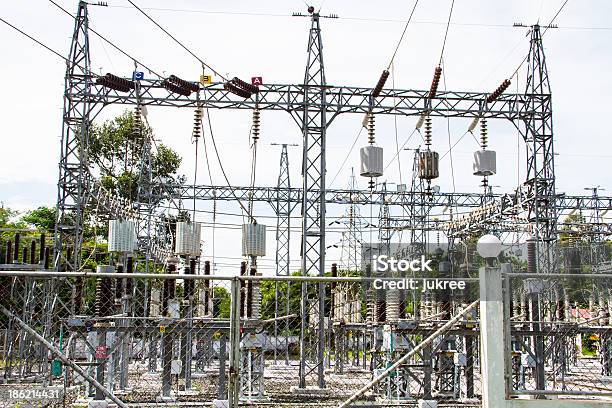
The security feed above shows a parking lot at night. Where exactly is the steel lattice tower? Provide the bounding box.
[298,8,327,389]
[522,24,557,274]
[339,169,364,273]
[273,144,292,364]
[54,1,92,270]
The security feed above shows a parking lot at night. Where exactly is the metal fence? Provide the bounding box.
[0,269,610,407]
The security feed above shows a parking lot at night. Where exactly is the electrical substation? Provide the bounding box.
[0,1,611,407]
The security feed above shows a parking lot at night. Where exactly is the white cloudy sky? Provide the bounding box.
[1,0,611,275]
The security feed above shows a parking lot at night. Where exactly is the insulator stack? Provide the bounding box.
[184,258,195,300]
[429,66,442,98]
[192,107,203,138]
[168,75,199,93]
[224,77,259,98]
[232,77,259,94]
[252,108,261,142]
[367,113,375,145]
[125,257,133,296]
[386,289,400,322]
[96,73,135,93]
[424,116,433,149]
[95,265,114,317]
[133,105,143,140]
[486,79,511,103]
[418,117,440,190]
[480,118,488,150]
[371,69,390,98]
[224,81,252,98]
[162,79,191,97]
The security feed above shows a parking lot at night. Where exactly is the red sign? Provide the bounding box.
[251,77,263,86]
[95,345,108,359]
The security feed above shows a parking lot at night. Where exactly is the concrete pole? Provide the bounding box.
[479,263,508,408]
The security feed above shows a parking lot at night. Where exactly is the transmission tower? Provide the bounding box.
[54,1,92,270]
[298,7,328,389]
[273,143,292,365]
[339,169,364,273]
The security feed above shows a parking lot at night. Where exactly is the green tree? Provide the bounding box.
[213,286,231,318]
[88,110,184,200]
[21,206,56,231]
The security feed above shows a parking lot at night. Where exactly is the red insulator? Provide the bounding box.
[168,74,199,93]
[162,79,191,96]
[429,66,442,98]
[224,81,252,98]
[231,77,259,94]
[371,70,390,98]
[486,79,511,103]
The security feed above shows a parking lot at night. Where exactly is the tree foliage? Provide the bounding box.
[88,110,183,200]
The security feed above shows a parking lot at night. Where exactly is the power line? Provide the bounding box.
[48,0,163,78]
[438,0,455,65]
[0,17,69,62]
[387,0,420,69]
[126,0,228,81]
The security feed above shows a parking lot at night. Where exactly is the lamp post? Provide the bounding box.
[477,234,502,266]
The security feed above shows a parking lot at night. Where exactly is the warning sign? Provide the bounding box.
[95,345,108,359]
[200,74,212,85]
[251,77,263,86]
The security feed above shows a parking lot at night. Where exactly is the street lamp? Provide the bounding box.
[477,234,502,266]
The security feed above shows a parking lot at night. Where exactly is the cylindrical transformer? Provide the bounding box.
[359,146,383,178]
[418,150,439,180]
[175,221,202,256]
[473,150,497,176]
[242,223,266,257]
[108,219,137,253]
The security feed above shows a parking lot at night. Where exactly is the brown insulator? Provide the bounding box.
[163,79,191,96]
[168,74,199,93]
[527,240,537,274]
[5,241,12,264]
[231,77,259,94]
[43,247,50,269]
[428,66,443,99]
[224,81,252,99]
[371,69,390,98]
[115,264,124,300]
[96,73,135,93]
[29,240,36,264]
[486,78,511,103]
[203,260,210,315]
[95,273,113,318]
[22,247,28,265]
[240,261,247,317]
[39,234,45,264]
[13,233,20,263]
[184,258,195,300]
[125,257,133,296]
